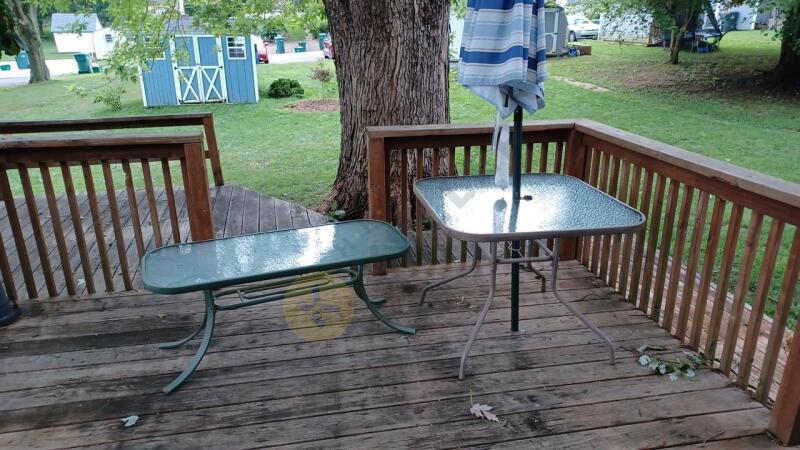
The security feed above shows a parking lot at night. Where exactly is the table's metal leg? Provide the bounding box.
[159,311,207,349]
[352,266,415,335]
[551,239,616,365]
[525,240,547,293]
[162,290,217,394]
[419,243,480,306]
[459,242,498,379]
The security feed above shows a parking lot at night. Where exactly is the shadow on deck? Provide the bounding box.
[0,261,777,448]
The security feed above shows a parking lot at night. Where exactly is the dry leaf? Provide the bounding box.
[120,415,139,427]
[470,403,499,422]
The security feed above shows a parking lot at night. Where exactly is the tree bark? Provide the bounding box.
[321,0,451,219]
[775,5,800,86]
[6,0,49,83]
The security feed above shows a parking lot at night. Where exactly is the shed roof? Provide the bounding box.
[51,13,102,33]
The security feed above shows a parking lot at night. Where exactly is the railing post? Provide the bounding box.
[770,321,800,445]
[367,134,388,275]
[202,114,225,187]
[183,141,215,241]
[561,128,587,260]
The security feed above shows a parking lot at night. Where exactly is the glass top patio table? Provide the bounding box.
[142,220,409,295]
[413,173,646,242]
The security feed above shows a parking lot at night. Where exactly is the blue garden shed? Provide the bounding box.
[139,18,259,107]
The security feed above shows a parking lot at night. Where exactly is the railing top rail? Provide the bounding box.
[575,119,800,212]
[0,113,213,134]
[0,132,204,150]
[365,119,576,139]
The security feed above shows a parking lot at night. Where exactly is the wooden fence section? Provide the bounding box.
[0,132,213,303]
[366,119,800,444]
[0,113,224,187]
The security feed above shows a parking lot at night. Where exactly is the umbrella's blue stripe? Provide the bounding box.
[460,46,529,64]
[467,0,533,9]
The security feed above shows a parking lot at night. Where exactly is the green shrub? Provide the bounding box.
[267,78,304,98]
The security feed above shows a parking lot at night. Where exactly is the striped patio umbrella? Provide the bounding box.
[457,0,547,190]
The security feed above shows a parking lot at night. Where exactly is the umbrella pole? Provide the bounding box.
[511,106,523,332]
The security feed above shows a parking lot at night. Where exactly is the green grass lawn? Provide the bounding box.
[1,30,798,324]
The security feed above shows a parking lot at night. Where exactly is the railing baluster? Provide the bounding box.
[609,160,631,289]
[599,156,621,281]
[122,160,146,259]
[81,161,114,293]
[651,179,680,321]
[141,159,163,248]
[415,148,424,266]
[101,161,132,290]
[401,150,409,266]
[629,170,655,307]
[618,164,642,298]
[39,163,76,296]
[639,174,667,314]
[591,152,611,274]
[689,197,726,348]
[662,186,695,331]
[431,148,440,265]
[705,204,744,360]
[720,211,764,375]
[758,230,800,402]
[676,192,710,339]
[582,149,602,267]
[161,158,182,244]
[460,147,471,262]
[539,142,548,173]
[61,163,95,294]
[737,219,785,387]
[0,166,36,298]
[479,145,487,175]
[17,164,57,297]
[525,142,533,173]
[553,141,564,173]
[445,147,455,263]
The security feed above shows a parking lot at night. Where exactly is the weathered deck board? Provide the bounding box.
[0,184,327,300]
[0,262,770,448]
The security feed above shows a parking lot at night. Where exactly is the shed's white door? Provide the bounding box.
[173,36,227,104]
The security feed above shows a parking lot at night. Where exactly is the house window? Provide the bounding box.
[104,33,113,43]
[227,36,246,59]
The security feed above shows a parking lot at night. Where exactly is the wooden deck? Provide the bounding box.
[0,184,327,300]
[0,261,777,448]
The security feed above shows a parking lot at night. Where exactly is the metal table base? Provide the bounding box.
[421,239,616,380]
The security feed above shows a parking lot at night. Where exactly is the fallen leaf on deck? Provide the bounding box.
[470,403,499,422]
[121,415,139,427]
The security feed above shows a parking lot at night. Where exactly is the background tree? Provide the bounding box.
[771,0,800,84]
[5,0,50,82]
[0,0,21,57]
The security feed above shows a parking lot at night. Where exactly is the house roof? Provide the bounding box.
[167,16,208,35]
[51,13,102,33]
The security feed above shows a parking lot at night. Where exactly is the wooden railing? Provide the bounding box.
[0,132,213,302]
[0,112,224,186]
[366,119,800,444]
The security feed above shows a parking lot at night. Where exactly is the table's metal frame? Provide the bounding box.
[160,265,414,394]
[424,238,616,379]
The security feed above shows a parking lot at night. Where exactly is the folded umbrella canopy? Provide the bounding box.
[457,0,547,189]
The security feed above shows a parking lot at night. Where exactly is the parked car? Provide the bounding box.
[323,35,335,59]
[567,15,600,41]
[253,35,269,63]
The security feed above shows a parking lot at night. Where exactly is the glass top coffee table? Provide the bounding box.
[414,173,646,379]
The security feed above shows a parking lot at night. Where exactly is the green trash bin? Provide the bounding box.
[74,53,92,74]
[294,41,306,53]
[15,51,29,70]
[318,33,327,52]
[275,35,285,54]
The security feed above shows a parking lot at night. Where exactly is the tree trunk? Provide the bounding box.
[321,0,451,219]
[775,5,800,85]
[669,25,685,64]
[6,0,49,83]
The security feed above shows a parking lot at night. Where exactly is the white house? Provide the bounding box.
[51,13,118,59]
